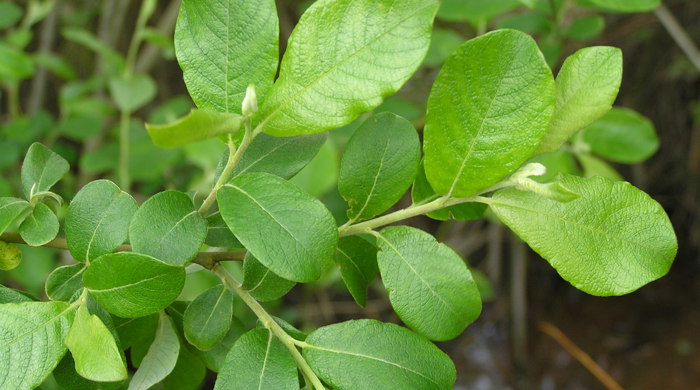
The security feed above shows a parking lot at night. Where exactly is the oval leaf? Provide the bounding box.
[145,109,245,149]
[231,133,327,179]
[376,226,482,341]
[303,319,456,390]
[128,313,180,390]
[581,107,658,164]
[489,174,677,295]
[339,112,421,221]
[19,202,59,246]
[0,197,30,235]
[129,190,207,266]
[242,254,296,302]
[424,29,555,197]
[46,263,86,301]
[65,305,127,382]
[175,0,279,113]
[334,236,378,307]
[0,301,74,389]
[184,285,234,351]
[537,46,623,154]
[257,0,439,136]
[66,180,137,263]
[217,173,337,282]
[21,142,69,199]
[83,252,186,318]
[214,329,298,390]
[108,73,156,112]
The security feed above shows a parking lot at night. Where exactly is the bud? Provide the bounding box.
[242,85,258,117]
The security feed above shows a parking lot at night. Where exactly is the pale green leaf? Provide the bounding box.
[65,305,127,382]
[303,319,456,390]
[129,190,207,266]
[339,112,420,221]
[83,252,186,318]
[217,173,338,282]
[128,313,180,390]
[581,107,658,163]
[257,0,439,136]
[0,241,21,270]
[376,226,482,341]
[242,254,296,301]
[0,284,34,304]
[184,285,234,351]
[586,0,659,12]
[145,109,245,149]
[108,73,156,112]
[66,180,137,263]
[537,46,622,154]
[214,329,298,390]
[0,197,30,235]
[0,301,74,390]
[576,152,623,181]
[45,263,86,301]
[231,133,327,179]
[288,139,338,198]
[424,29,555,197]
[21,142,69,199]
[334,236,378,307]
[19,203,59,246]
[438,0,520,22]
[489,174,677,295]
[175,0,279,113]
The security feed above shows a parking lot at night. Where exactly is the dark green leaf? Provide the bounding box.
[334,236,378,307]
[0,2,22,29]
[21,142,70,199]
[129,190,207,266]
[160,347,206,390]
[19,203,59,246]
[242,254,296,301]
[128,313,180,390]
[62,28,125,74]
[53,354,125,390]
[581,107,658,163]
[218,173,337,282]
[83,252,186,318]
[184,285,234,351]
[145,109,245,148]
[0,43,34,81]
[190,315,247,372]
[66,180,137,263]
[46,263,86,301]
[232,133,327,180]
[564,16,604,40]
[214,329,298,390]
[411,161,486,221]
[205,212,244,248]
[303,319,456,390]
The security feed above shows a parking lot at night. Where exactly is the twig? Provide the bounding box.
[539,321,625,390]
[654,4,700,73]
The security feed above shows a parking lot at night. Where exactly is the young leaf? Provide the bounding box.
[424,29,555,197]
[489,175,677,295]
[0,197,30,235]
[376,226,482,341]
[537,46,623,154]
[21,142,70,199]
[217,173,338,282]
[303,319,456,390]
[129,190,207,266]
[581,107,658,164]
[83,252,186,318]
[128,313,180,390]
[339,113,421,221]
[184,285,234,351]
[242,254,296,302]
[108,73,156,112]
[257,0,439,136]
[334,236,378,307]
[175,0,279,113]
[0,301,74,389]
[65,305,127,382]
[145,109,245,148]
[0,241,21,270]
[231,133,327,180]
[46,263,86,301]
[65,180,137,263]
[214,329,298,390]
[19,202,59,246]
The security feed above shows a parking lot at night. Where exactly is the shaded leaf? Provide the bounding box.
[184,285,234,351]
[242,254,296,302]
[334,236,378,307]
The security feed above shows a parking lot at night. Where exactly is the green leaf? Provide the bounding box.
[288,139,338,198]
[129,190,207,266]
[0,43,34,81]
[257,316,307,341]
[581,107,659,163]
[257,0,439,136]
[0,241,22,270]
[376,226,482,341]
[0,1,22,29]
[424,29,555,197]
[339,113,420,221]
[438,0,520,22]
[53,354,125,390]
[242,254,296,301]
[21,142,70,199]
[489,174,677,295]
[586,0,659,12]
[527,150,580,183]
[334,236,378,307]
[66,180,137,263]
[190,316,247,372]
[218,173,338,282]
[232,133,327,180]
[184,285,234,351]
[576,152,623,181]
[108,73,157,112]
[62,28,126,73]
[0,301,74,389]
[46,263,86,301]
[214,329,298,390]
[537,46,623,154]
[564,16,605,40]
[0,284,34,303]
[33,52,77,80]
[303,319,456,390]
[83,252,186,318]
[160,347,206,390]
[205,212,243,249]
[175,0,279,113]
[128,313,180,390]
[65,305,127,382]
[145,109,245,149]
[424,29,465,67]
[19,203,59,246]
[411,161,486,221]
[0,197,30,235]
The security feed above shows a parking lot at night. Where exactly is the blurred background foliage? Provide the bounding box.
[0,0,698,388]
